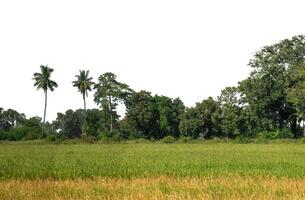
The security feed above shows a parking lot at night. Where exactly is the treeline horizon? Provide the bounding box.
[2,35,305,141]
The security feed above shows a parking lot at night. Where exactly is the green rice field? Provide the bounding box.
[1,141,305,199]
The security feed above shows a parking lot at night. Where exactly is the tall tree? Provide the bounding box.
[155,96,185,138]
[0,108,25,131]
[53,109,84,138]
[125,91,159,139]
[72,70,94,111]
[239,35,305,137]
[85,109,110,137]
[287,63,305,136]
[218,87,240,138]
[94,72,133,133]
[179,97,222,139]
[124,92,185,139]
[33,65,58,123]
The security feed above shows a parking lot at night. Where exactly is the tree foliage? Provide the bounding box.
[33,65,58,123]
[73,70,94,111]
[239,35,305,137]
[179,97,222,139]
[4,35,305,141]
[94,72,133,133]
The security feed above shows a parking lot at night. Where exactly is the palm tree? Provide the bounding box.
[72,70,94,111]
[33,65,58,124]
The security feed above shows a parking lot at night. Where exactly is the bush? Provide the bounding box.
[46,132,66,142]
[23,131,41,140]
[300,137,305,143]
[0,128,28,141]
[179,136,192,143]
[135,138,151,143]
[161,136,176,143]
[98,131,122,142]
[257,129,293,140]
[24,128,43,140]
[234,136,252,144]
[98,131,112,140]
[46,134,57,142]
[279,128,293,138]
[7,127,27,141]
[81,134,96,144]
[111,133,122,142]
[0,130,8,140]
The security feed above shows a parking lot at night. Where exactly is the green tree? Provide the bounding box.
[124,92,185,139]
[287,63,305,136]
[85,109,113,138]
[94,72,133,133]
[179,97,222,139]
[33,65,58,123]
[155,96,185,138]
[179,107,202,138]
[0,108,25,131]
[218,87,240,138]
[72,70,94,111]
[124,90,159,139]
[0,108,3,130]
[21,117,43,140]
[196,97,222,138]
[239,35,305,137]
[53,109,84,138]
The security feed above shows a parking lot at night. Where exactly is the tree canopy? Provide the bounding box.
[2,35,305,141]
[33,65,58,124]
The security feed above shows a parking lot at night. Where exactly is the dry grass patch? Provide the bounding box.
[1,176,305,200]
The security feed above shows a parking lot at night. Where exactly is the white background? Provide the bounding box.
[1,0,305,121]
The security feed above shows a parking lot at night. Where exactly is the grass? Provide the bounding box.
[2,176,305,199]
[1,142,305,179]
[1,141,305,199]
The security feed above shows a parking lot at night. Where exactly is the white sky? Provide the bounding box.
[1,0,305,122]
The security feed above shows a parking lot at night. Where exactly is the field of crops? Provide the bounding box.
[1,141,305,199]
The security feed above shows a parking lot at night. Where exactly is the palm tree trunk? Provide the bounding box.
[43,90,47,124]
[83,93,86,111]
[110,112,113,133]
[82,93,87,136]
[109,95,113,133]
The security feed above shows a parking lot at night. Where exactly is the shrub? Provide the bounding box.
[23,131,41,140]
[98,131,122,142]
[234,136,252,144]
[135,138,151,143]
[111,133,122,142]
[278,128,293,138]
[46,134,57,142]
[0,117,43,141]
[258,129,293,140]
[81,134,96,144]
[161,136,176,143]
[179,136,192,143]
[7,127,27,141]
[98,131,112,140]
[46,132,66,142]
[0,130,8,140]
[300,137,305,143]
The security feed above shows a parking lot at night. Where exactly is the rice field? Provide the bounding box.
[1,141,305,199]
[2,176,305,200]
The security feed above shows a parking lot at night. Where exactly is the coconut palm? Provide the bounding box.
[33,65,58,124]
[72,70,94,111]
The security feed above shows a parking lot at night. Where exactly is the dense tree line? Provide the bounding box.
[0,108,43,140]
[2,35,305,141]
